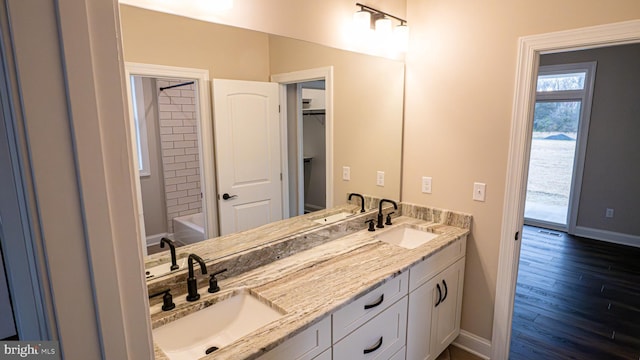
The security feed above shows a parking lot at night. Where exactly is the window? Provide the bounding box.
[130,76,151,177]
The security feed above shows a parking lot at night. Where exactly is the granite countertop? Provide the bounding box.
[150,215,470,360]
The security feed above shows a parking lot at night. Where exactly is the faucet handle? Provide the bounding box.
[208,269,228,293]
[385,212,395,226]
[365,219,376,232]
[149,289,176,311]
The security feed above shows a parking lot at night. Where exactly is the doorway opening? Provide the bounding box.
[524,62,596,232]
[272,67,334,218]
[300,80,327,214]
[125,63,217,256]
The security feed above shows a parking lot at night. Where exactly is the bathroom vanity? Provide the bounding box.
[147,202,471,360]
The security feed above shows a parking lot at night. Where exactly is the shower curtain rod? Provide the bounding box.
[159,81,195,92]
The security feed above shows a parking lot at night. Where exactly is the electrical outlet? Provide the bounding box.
[376,171,385,186]
[473,182,486,202]
[422,176,432,194]
[342,166,351,181]
[605,208,614,218]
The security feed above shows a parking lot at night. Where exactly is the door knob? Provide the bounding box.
[222,193,237,200]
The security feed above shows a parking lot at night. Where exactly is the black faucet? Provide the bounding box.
[348,193,366,213]
[160,237,179,270]
[186,254,208,302]
[377,199,398,228]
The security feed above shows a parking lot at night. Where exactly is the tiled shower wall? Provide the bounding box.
[156,79,201,232]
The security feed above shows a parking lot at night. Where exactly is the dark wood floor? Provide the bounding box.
[510,226,640,360]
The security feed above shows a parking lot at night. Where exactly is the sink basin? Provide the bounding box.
[153,292,285,359]
[145,258,188,280]
[376,226,439,249]
[312,212,353,225]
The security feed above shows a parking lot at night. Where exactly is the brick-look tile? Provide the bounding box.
[164,163,186,171]
[161,134,184,142]
[175,155,196,163]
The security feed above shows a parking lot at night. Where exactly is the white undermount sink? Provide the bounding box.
[376,225,439,249]
[312,211,353,225]
[153,291,285,360]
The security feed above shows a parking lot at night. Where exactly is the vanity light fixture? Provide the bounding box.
[354,3,408,51]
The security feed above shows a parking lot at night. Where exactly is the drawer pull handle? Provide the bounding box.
[364,294,384,310]
[363,336,383,354]
[435,283,442,307]
[441,279,448,302]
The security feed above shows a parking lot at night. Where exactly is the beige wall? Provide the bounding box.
[541,44,640,237]
[120,5,270,81]
[269,35,405,205]
[120,0,406,58]
[402,0,640,340]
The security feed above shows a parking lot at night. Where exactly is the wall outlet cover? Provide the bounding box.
[422,176,432,194]
[342,166,350,181]
[376,171,384,187]
[605,208,614,218]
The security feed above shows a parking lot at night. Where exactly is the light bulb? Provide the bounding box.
[394,24,409,52]
[353,10,371,31]
[375,17,392,37]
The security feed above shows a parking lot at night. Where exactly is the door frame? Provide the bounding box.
[271,66,334,215]
[124,62,218,254]
[492,19,640,358]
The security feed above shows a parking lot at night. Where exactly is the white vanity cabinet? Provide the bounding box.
[406,237,466,360]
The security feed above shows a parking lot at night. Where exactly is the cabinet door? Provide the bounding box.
[407,258,465,360]
[406,276,439,360]
[430,258,465,357]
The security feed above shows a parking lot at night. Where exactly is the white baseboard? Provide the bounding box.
[453,330,491,359]
[146,232,171,247]
[574,226,640,248]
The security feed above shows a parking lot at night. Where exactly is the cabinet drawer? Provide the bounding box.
[333,271,408,341]
[259,316,331,360]
[333,297,407,360]
[409,236,466,291]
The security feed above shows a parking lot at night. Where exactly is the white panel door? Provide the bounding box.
[213,79,282,235]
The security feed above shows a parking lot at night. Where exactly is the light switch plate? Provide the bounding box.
[376,171,384,186]
[473,182,486,202]
[342,166,350,181]
[422,176,432,194]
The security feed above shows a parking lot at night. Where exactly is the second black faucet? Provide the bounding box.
[377,199,398,228]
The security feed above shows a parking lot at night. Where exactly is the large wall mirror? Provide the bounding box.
[119,4,405,269]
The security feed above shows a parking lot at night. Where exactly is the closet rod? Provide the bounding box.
[159,81,195,92]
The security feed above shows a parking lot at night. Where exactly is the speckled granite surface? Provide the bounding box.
[150,207,470,360]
